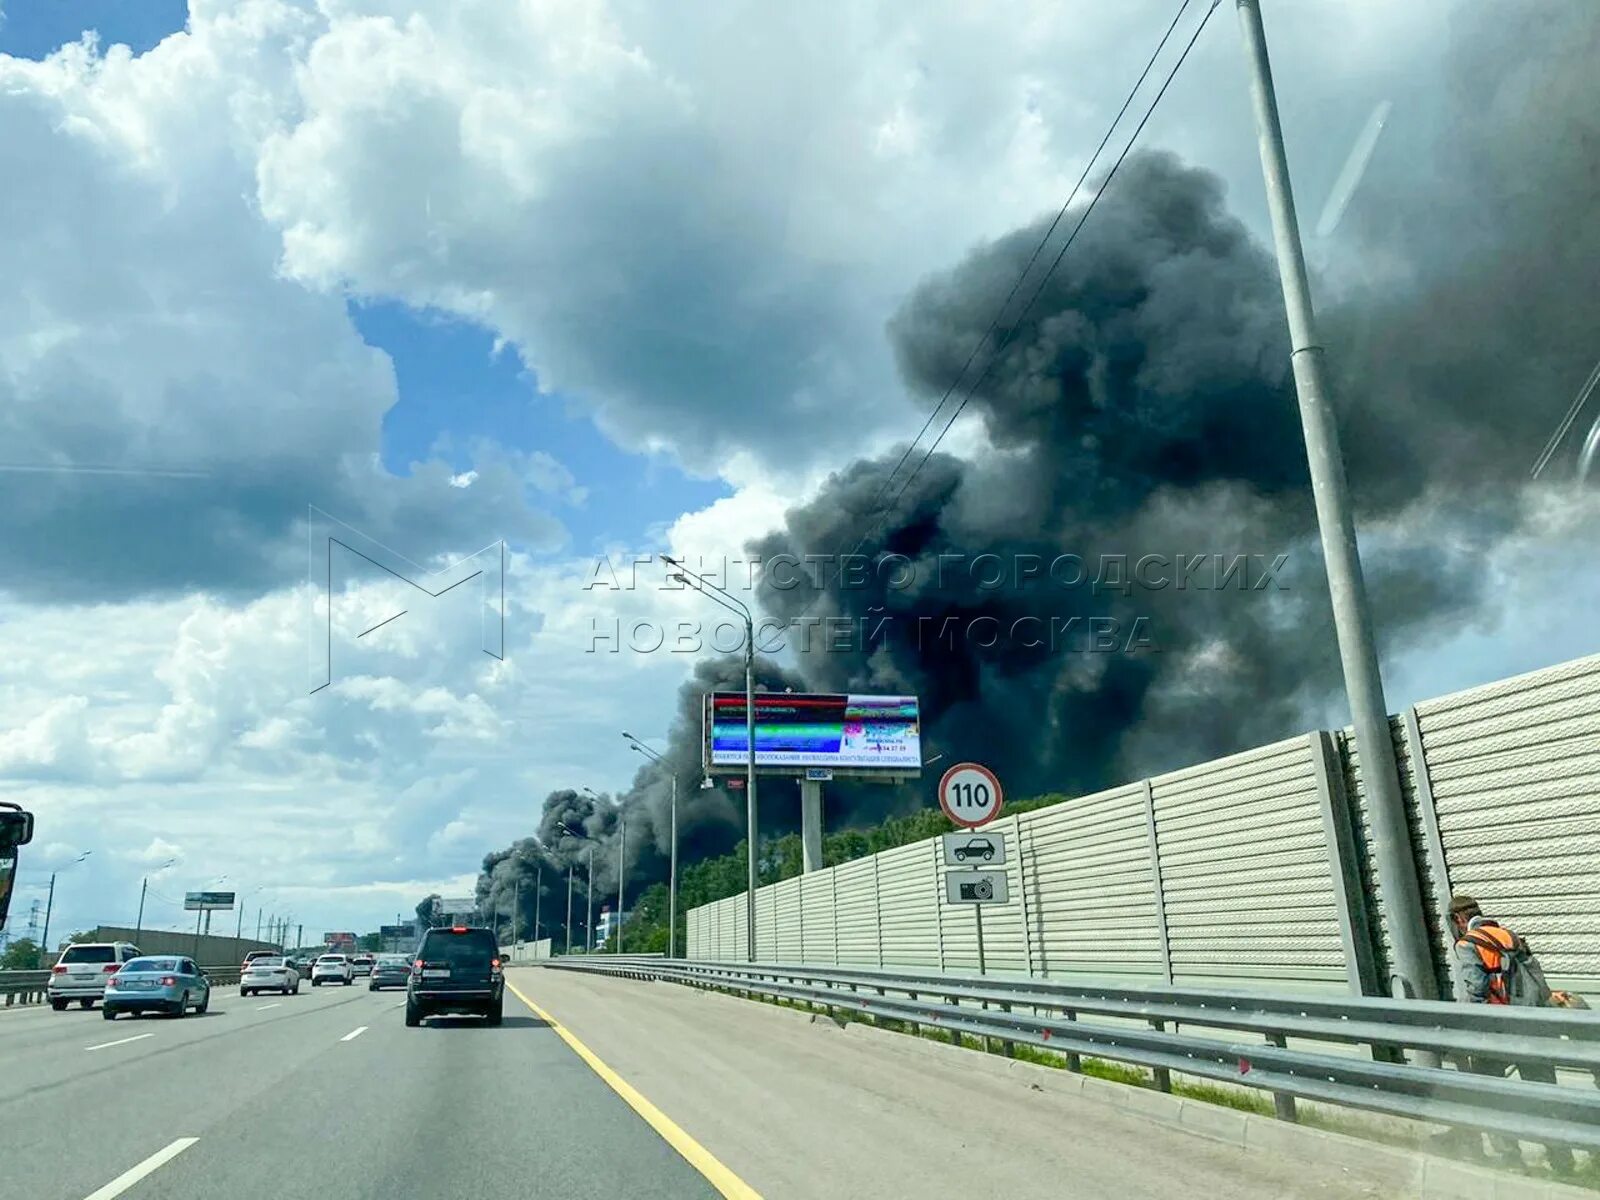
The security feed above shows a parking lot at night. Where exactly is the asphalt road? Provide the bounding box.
[0,975,717,1200]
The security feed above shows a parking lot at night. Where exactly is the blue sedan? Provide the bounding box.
[102,956,211,1020]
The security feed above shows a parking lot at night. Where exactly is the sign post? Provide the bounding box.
[938,764,1006,977]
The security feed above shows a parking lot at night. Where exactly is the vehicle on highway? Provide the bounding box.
[405,925,504,1027]
[369,954,411,991]
[240,955,301,996]
[102,956,210,1020]
[351,953,375,977]
[48,942,142,1010]
[241,949,281,974]
[311,954,354,986]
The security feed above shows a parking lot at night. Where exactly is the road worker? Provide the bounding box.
[1448,894,1575,1175]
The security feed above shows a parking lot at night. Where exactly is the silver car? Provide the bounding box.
[48,942,142,1010]
[102,956,211,1020]
[240,955,301,997]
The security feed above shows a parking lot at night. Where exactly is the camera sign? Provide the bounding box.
[938,762,1004,829]
[944,869,1009,906]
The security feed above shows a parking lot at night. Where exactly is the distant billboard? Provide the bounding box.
[437,897,478,922]
[184,891,235,911]
[379,924,414,940]
[323,931,356,947]
[704,693,921,774]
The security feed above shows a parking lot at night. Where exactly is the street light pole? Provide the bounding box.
[565,864,574,955]
[40,873,55,954]
[617,811,626,955]
[1235,0,1434,999]
[663,555,758,962]
[534,862,543,948]
[624,732,680,958]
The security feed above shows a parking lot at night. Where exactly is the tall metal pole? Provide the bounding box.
[136,878,149,940]
[1235,0,1435,1000]
[669,774,678,959]
[565,864,574,955]
[40,873,55,955]
[192,906,203,961]
[586,846,595,953]
[534,863,543,948]
[255,910,262,941]
[616,813,626,954]
[744,617,758,963]
[235,901,244,939]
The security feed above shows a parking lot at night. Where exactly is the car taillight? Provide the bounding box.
[106,976,120,987]
[413,959,424,970]
[491,958,502,971]
[161,976,177,986]
[103,963,120,973]
[51,965,66,974]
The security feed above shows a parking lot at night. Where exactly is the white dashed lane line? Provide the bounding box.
[84,1033,154,1052]
[340,1025,368,1042]
[82,1137,198,1199]
[255,1003,281,1011]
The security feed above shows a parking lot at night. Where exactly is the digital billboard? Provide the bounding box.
[704,693,921,773]
[184,891,236,911]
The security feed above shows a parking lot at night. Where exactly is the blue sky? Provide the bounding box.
[349,301,728,556]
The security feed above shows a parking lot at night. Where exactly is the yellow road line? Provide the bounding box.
[505,978,762,1200]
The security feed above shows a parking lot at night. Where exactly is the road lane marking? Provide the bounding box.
[84,1033,154,1052]
[505,979,761,1200]
[340,1025,368,1042]
[255,1003,281,1011]
[83,1137,198,1199]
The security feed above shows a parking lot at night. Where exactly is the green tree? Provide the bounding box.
[1,937,41,970]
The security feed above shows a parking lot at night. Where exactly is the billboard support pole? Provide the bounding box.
[800,779,824,874]
[192,907,203,961]
[744,618,757,962]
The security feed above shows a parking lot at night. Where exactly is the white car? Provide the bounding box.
[48,942,143,1010]
[311,954,354,986]
[240,955,300,997]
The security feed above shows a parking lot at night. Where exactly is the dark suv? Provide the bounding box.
[405,926,504,1027]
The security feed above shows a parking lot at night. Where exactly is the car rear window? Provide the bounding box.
[420,930,497,965]
[317,956,344,964]
[60,945,117,963]
[123,958,179,973]
[250,957,284,967]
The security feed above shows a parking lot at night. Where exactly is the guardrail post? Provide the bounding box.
[1064,1011,1082,1072]
[1265,1033,1298,1122]
[999,1001,1015,1058]
[1149,1020,1172,1092]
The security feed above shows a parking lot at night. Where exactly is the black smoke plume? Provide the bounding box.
[480,6,1599,921]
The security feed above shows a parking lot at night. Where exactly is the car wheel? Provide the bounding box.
[292,982,300,994]
[80,998,94,1009]
[50,998,67,1011]
[485,999,504,1027]
[173,992,189,1018]
[312,979,320,986]
[197,991,209,1014]
[102,1007,117,1021]
[404,1001,421,1028]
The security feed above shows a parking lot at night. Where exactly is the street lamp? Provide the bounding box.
[134,857,177,940]
[559,821,595,953]
[623,732,679,958]
[40,851,91,955]
[663,553,757,963]
[578,789,627,954]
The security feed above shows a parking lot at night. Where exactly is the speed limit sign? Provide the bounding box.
[938,762,1004,829]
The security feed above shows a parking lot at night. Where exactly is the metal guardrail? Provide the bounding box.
[547,956,1600,1152]
[1,965,245,1007]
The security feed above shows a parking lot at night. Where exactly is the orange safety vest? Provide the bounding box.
[1461,923,1517,1005]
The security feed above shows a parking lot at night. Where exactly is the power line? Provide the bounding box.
[845,0,1201,540]
[1530,355,1600,480]
[844,0,1222,562]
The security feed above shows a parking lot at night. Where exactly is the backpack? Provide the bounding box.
[1465,927,1554,1007]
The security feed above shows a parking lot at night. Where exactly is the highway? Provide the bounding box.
[0,973,715,1200]
[1,964,1457,1200]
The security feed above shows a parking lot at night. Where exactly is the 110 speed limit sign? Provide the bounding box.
[938,762,1004,829]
